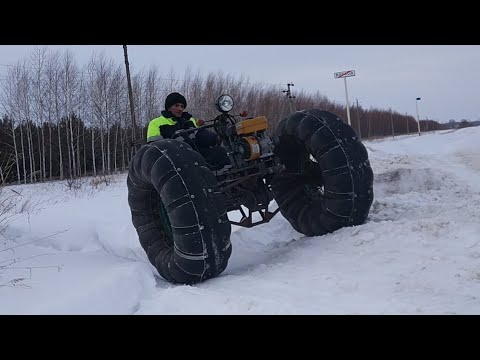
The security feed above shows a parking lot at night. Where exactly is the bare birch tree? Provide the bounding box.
[75,71,88,178]
[85,59,98,177]
[15,62,34,183]
[186,70,204,116]
[86,52,114,176]
[59,50,80,179]
[143,66,162,125]
[0,67,22,184]
[109,65,127,173]
[30,46,49,182]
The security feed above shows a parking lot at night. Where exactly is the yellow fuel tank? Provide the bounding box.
[235,116,268,135]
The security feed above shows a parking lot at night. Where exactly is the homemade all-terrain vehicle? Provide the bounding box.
[127,95,374,285]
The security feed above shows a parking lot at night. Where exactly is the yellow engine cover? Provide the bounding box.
[236,116,268,135]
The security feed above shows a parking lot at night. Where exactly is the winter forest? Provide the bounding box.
[0,46,454,186]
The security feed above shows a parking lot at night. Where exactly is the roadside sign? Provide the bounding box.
[334,70,356,79]
[334,69,356,126]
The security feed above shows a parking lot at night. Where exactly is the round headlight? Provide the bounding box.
[216,94,234,113]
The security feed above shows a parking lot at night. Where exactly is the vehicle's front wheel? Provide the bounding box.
[127,139,232,284]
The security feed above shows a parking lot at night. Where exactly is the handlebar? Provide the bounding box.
[172,122,215,139]
[171,113,238,140]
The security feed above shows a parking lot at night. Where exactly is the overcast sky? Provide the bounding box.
[1,45,479,122]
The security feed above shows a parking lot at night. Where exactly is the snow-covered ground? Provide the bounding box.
[1,127,480,314]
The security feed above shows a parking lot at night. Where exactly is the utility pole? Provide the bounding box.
[390,108,395,139]
[367,114,371,139]
[416,97,421,136]
[356,98,362,140]
[123,45,137,142]
[405,112,409,134]
[282,83,296,113]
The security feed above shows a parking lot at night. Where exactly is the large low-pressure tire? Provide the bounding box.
[127,139,232,285]
[272,109,374,237]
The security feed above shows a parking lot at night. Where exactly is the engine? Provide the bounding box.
[214,115,283,215]
[231,116,275,165]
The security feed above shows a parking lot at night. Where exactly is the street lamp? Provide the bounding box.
[415,97,421,136]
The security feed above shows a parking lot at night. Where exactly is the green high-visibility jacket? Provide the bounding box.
[146,115,198,143]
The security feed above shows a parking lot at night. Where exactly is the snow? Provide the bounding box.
[1,127,480,314]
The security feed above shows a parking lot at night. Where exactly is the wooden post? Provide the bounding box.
[123,45,137,142]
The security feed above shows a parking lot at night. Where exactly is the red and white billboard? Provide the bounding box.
[334,70,356,79]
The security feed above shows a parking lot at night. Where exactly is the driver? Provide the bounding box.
[146,92,230,170]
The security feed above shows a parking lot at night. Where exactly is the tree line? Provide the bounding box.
[0,46,447,185]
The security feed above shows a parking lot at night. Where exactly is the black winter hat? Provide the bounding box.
[165,92,187,110]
